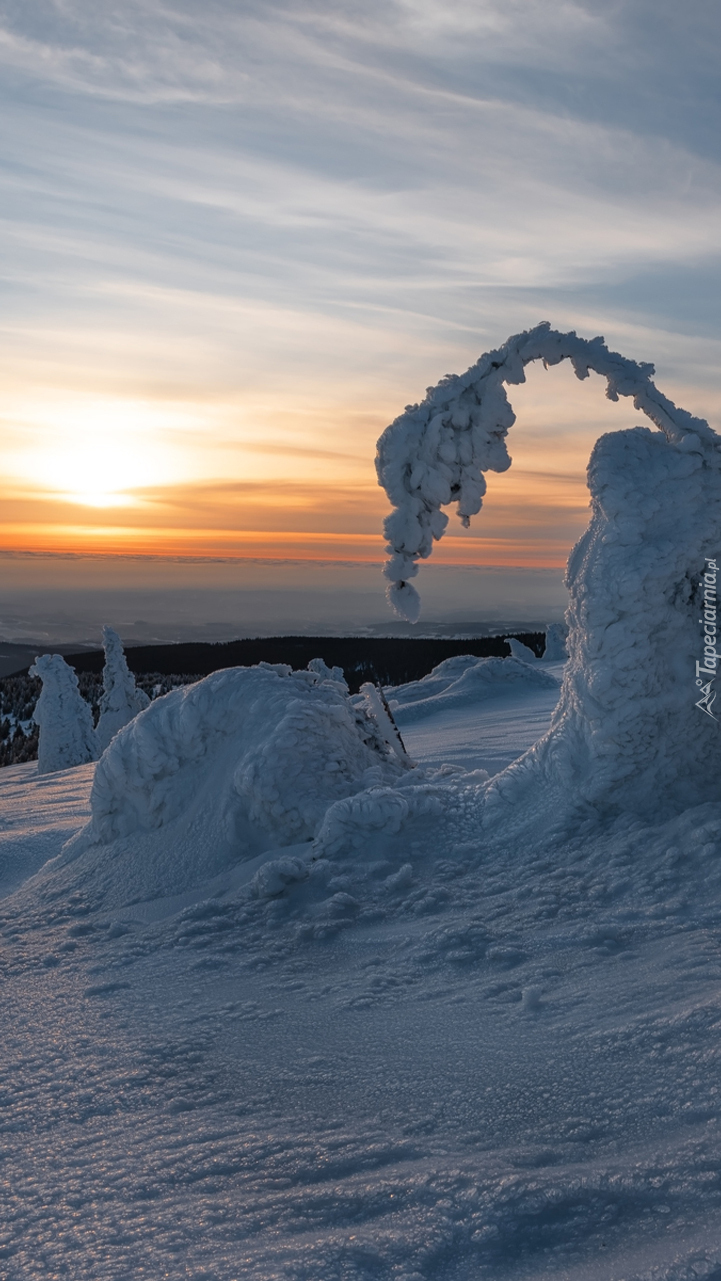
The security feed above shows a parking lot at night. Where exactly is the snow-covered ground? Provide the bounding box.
[3,657,721,1281]
[397,658,565,776]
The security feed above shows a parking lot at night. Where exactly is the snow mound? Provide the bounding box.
[55,662,409,905]
[312,782,444,858]
[96,626,150,752]
[387,654,485,704]
[30,654,98,774]
[388,656,560,725]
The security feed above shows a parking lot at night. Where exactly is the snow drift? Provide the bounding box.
[386,655,559,725]
[377,323,721,822]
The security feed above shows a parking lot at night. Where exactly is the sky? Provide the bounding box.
[1,0,720,641]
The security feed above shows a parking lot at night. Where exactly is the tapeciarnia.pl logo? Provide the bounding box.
[696,558,719,720]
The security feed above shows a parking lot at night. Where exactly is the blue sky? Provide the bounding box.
[0,0,719,639]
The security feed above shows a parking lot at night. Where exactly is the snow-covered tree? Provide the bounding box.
[507,637,537,663]
[30,654,98,774]
[376,323,721,821]
[96,626,150,753]
[543,623,568,662]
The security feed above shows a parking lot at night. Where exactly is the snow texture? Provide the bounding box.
[95,626,150,753]
[29,654,98,774]
[387,655,559,725]
[358,681,414,762]
[377,323,721,823]
[5,680,721,1279]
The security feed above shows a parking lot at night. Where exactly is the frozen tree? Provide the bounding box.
[30,654,98,774]
[543,624,568,662]
[376,321,715,622]
[376,323,721,821]
[307,657,348,688]
[96,626,150,753]
[507,638,537,663]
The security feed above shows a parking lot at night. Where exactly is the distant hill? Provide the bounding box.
[57,633,546,694]
[0,632,548,768]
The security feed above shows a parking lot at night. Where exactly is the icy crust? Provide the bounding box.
[29,654,98,774]
[376,320,714,621]
[484,426,721,825]
[387,655,560,725]
[95,626,150,753]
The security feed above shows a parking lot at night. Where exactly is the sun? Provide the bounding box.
[5,396,194,512]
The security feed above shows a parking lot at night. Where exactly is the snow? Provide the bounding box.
[507,636,537,662]
[0,760,93,897]
[29,652,98,773]
[386,655,559,726]
[51,662,409,909]
[4,668,721,1278]
[401,685,562,776]
[542,623,568,662]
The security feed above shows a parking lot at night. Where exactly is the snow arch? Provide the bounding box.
[376,323,721,820]
[376,321,716,622]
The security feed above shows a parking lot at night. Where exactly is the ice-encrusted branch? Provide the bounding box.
[375,321,716,621]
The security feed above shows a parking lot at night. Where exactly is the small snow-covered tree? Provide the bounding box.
[507,637,537,663]
[96,626,150,753]
[30,654,98,774]
[543,624,568,662]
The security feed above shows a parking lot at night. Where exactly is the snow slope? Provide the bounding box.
[386,655,560,727]
[3,657,721,1279]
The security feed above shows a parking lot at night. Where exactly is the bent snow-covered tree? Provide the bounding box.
[376,323,721,821]
[96,626,150,753]
[30,654,98,774]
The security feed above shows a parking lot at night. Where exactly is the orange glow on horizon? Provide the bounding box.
[0,522,572,567]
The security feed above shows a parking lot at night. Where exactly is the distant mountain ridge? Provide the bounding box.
[56,633,547,694]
